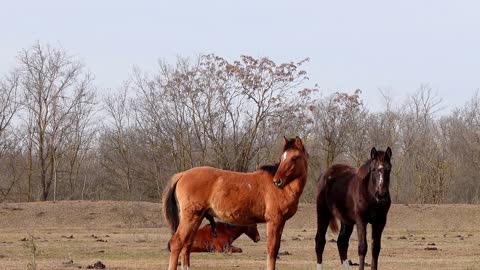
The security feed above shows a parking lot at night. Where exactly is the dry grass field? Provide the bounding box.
[0,201,479,269]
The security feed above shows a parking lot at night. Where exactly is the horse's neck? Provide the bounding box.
[293,175,308,191]
[357,161,374,190]
[357,161,371,180]
[356,170,381,204]
[284,176,307,201]
[223,226,245,241]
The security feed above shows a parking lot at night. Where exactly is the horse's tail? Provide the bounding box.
[329,217,339,234]
[162,173,183,235]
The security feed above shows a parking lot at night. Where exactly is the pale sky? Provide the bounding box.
[1,0,479,113]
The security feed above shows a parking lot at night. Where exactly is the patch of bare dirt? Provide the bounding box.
[1,201,480,232]
[0,201,480,270]
[289,203,480,232]
[0,200,163,230]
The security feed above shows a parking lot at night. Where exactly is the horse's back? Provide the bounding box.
[174,166,219,204]
[317,164,357,213]
[179,166,256,189]
[175,166,268,224]
[317,164,355,191]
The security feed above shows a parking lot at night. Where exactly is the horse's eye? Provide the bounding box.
[291,156,299,161]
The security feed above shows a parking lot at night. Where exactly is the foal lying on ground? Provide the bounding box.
[168,222,260,253]
[190,222,260,253]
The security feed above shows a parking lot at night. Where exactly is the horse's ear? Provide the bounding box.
[370,147,378,160]
[385,147,392,162]
[283,136,289,145]
[294,136,303,149]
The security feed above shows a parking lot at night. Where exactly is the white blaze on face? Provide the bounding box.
[282,151,288,161]
[378,165,384,186]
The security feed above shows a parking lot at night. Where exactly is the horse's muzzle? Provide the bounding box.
[274,178,283,188]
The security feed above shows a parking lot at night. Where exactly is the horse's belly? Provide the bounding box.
[329,203,357,225]
[209,179,266,225]
[210,201,264,225]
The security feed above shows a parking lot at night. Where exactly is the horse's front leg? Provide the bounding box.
[266,219,286,270]
[356,221,368,270]
[371,221,386,270]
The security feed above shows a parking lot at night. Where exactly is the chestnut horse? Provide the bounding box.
[162,136,308,270]
[190,222,260,253]
[315,147,392,270]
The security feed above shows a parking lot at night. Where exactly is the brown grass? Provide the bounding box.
[0,201,479,269]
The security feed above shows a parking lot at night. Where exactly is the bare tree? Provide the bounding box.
[398,85,447,203]
[311,89,365,169]
[0,70,21,136]
[101,85,136,197]
[18,43,96,201]
[0,70,22,201]
[442,91,480,203]
[58,85,97,199]
[131,54,309,174]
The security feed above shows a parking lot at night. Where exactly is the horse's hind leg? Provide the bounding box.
[337,223,354,268]
[315,208,331,270]
[168,213,203,270]
[181,242,194,270]
[181,216,203,270]
[168,233,182,270]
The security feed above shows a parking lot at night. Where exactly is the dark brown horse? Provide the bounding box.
[162,136,308,270]
[190,222,260,253]
[315,147,392,270]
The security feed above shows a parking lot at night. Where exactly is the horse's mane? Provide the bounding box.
[357,159,372,180]
[258,163,279,177]
[258,138,304,177]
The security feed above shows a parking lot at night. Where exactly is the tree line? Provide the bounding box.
[0,43,478,204]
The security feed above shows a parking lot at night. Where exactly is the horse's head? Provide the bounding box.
[245,224,261,243]
[368,147,392,202]
[273,136,308,189]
